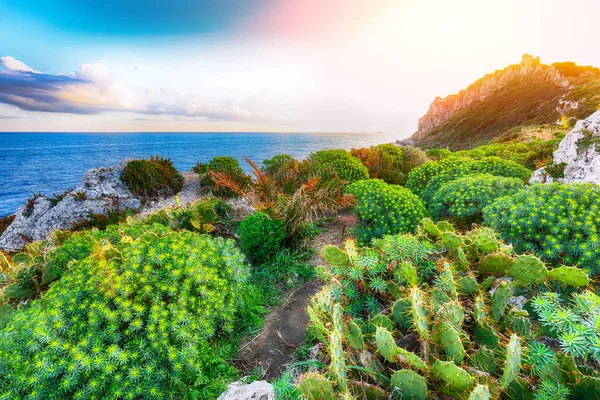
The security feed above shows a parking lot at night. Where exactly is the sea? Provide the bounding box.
[0,132,400,217]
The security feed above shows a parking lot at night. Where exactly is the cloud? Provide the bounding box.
[0,57,271,122]
[0,56,39,73]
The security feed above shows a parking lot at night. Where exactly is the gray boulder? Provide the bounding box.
[0,161,140,252]
[531,110,600,184]
[217,380,274,400]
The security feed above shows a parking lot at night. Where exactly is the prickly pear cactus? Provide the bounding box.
[297,219,594,399]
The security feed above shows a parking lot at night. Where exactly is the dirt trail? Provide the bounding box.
[236,211,358,380]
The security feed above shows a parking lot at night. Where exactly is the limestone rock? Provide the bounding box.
[531,110,600,184]
[0,161,140,252]
[217,380,274,400]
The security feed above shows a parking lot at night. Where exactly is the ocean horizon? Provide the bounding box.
[0,131,400,217]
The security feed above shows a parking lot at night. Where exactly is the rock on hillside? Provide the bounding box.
[531,110,600,184]
[404,54,600,150]
[0,161,141,252]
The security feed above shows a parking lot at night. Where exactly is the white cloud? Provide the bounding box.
[0,56,39,73]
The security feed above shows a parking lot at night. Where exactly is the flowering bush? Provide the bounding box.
[0,223,250,399]
[468,156,532,182]
[122,156,185,198]
[200,156,251,197]
[305,149,369,184]
[238,212,286,264]
[405,157,469,197]
[346,179,427,244]
[429,174,524,226]
[484,183,600,273]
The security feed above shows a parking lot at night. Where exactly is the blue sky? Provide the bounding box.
[1,0,600,134]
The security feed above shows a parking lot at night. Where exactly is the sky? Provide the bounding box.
[1,0,600,137]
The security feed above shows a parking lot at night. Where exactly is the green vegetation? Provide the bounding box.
[345,179,427,244]
[122,156,184,198]
[305,149,369,183]
[350,144,427,185]
[409,58,599,150]
[0,223,255,399]
[429,174,524,226]
[199,156,251,197]
[299,219,592,399]
[484,183,600,274]
[238,211,286,264]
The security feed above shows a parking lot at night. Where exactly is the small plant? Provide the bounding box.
[191,161,207,174]
[23,193,43,217]
[72,191,88,201]
[545,161,567,179]
[345,179,427,244]
[121,156,185,198]
[0,215,15,236]
[576,128,600,153]
[48,191,67,206]
[201,156,251,197]
[237,211,286,264]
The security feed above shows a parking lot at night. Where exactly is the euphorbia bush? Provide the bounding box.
[484,183,600,274]
[429,174,524,226]
[0,223,250,399]
[305,149,369,183]
[345,179,427,244]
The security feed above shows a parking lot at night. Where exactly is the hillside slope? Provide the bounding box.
[406,54,600,150]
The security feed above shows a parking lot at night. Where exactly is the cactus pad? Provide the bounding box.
[391,370,428,400]
[321,245,350,266]
[478,253,513,274]
[500,334,521,389]
[439,321,465,364]
[548,265,590,287]
[468,384,490,400]
[375,326,398,362]
[491,281,513,321]
[507,255,548,286]
[346,320,364,350]
[434,359,474,391]
[298,373,335,400]
[410,287,430,340]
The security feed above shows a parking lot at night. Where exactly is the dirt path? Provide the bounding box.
[236,211,358,380]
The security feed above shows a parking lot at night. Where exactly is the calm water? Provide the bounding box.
[0,132,399,216]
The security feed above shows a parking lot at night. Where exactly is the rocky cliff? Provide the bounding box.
[406,54,600,150]
[0,162,141,252]
[531,110,600,184]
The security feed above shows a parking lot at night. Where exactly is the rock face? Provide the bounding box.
[0,161,140,252]
[403,54,600,150]
[531,110,600,184]
[217,380,274,400]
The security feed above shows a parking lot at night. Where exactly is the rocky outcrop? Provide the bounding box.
[403,54,600,150]
[415,55,569,136]
[0,161,140,252]
[217,380,274,400]
[531,110,600,184]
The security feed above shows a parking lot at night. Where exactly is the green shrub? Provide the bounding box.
[425,148,454,160]
[468,156,532,182]
[261,154,301,195]
[429,174,524,226]
[121,156,184,198]
[305,149,369,183]
[199,156,251,197]
[299,220,590,399]
[238,212,286,264]
[0,223,250,399]
[351,144,427,185]
[484,183,600,273]
[405,157,469,197]
[345,179,427,244]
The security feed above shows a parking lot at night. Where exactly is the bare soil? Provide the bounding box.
[236,210,358,380]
